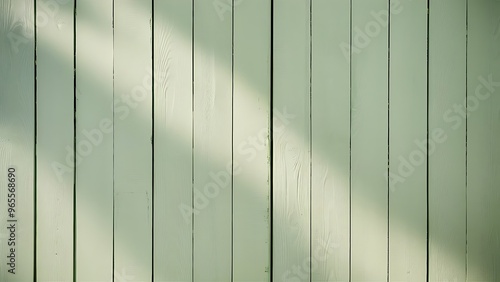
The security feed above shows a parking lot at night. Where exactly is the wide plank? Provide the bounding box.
[153,0,193,281]
[428,0,467,280]
[35,0,75,280]
[233,0,271,280]
[114,0,153,280]
[273,0,311,280]
[0,0,35,280]
[75,0,113,281]
[311,0,350,281]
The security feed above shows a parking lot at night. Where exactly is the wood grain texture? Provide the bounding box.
[428,0,467,280]
[3,2,500,280]
[153,0,193,281]
[75,0,113,281]
[311,0,350,281]
[113,0,153,280]
[350,0,389,281]
[35,0,75,280]
[466,0,500,280]
[233,0,271,281]
[273,0,311,281]
[388,0,427,281]
[0,0,35,280]
[193,0,233,280]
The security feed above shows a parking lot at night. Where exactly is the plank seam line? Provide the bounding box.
[151,0,155,280]
[72,0,77,281]
[270,0,274,280]
[348,0,353,281]
[425,0,430,280]
[465,0,469,279]
[191,1,195,280]
[387,1,391,281]
[309,0,313,280]
[33,0,38,280]
[231,0,235,280]
[111,0,116,280]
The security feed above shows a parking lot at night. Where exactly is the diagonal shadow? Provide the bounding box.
[0,0,499,281]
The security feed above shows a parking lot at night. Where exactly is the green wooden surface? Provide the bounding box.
[273,0,311,280]
[428,0,467,281]
[388,0,428,280]
[350,0,389,280]
[0,1,498,281]
[75,1,114,281]
[35,0,75,280]
[311,0,350,281]
[467,0,500,280]
[114,0,153,280]
[233,0,271,280]
[153,0,193,281]
[193,0,233,280]
[0,0,35,281]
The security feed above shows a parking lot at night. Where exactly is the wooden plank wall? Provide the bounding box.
[75,1,113,281]
[0,0,499,281]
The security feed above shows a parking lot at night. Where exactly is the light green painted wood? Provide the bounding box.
[428,0,467,280]
[311,0,350,281]
[0,0,34,280]
[388,0,427,281]
[233,0,271,280]
[153,0,192,281]
[466,0,500,280]
[350,0,388,280]
[114,0,153,280]
[3,2,500,280]
[273,0,311,280]
[193,0,232,280]
[75,0,113,281]
[35,0,74,280]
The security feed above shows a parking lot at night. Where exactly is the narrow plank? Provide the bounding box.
[35,0,75,280]
[153,0,193,281]
[311,0,350,281]
[388,0,427,281]
[75,0,113,281]
[193,0,232,280]
[350,0,388,280]
[114,0,153,280]
[428,0,467,280]
[233,0,271,280]
[0,0,35,280]
[466,0,500,280]
[273,0,311,280]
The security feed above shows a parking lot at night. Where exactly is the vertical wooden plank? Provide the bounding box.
[114,0,152,280]
[388,0,427,281]
[0,0,34,280]
[428,0,467,280]
[311,0,350,281]
[350,0,388,280]
[466,0,500,280]
[193,0,232,280]
[35,0,74,280]
[233,0,271,281]
[273,0,311,280]
[153,0,192,281]
[75,0,113,281]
